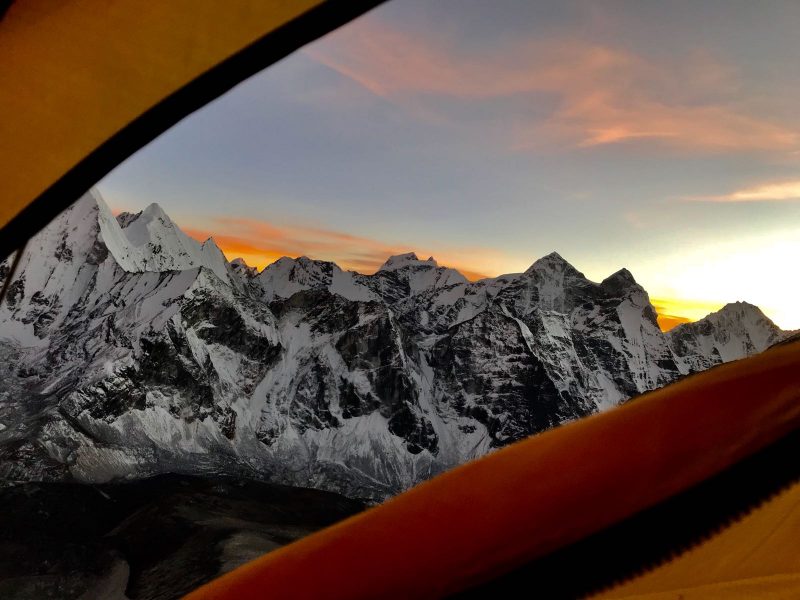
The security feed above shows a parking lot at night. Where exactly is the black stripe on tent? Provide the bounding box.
[0,0,385,262]
[454,426,800,599]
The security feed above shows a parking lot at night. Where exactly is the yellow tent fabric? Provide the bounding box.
[595,481,800,599]
[0,0,382,259]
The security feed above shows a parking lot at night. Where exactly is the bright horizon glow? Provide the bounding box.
[182,223,798,331]
[100,0,800,333]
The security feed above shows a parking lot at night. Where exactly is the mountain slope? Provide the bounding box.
[0,190,788,499]
[667,301,786,372]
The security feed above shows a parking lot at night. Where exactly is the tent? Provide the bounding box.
[184,339,800,599]
[1,2,798,598]
[0,0,383,261]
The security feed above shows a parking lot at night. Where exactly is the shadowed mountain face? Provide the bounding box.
[0,190,788,500]
[0,474,363,600]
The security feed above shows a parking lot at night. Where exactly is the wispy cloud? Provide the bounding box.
[683,179,800,203]
[185,217,506,280]
[304,20,799,153]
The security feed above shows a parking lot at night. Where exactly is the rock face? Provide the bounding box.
[0,190,789,499]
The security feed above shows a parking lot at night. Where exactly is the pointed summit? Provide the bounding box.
[142,202,170,219]
[108,200,231,283]
[229,257,258,279]
[668,300,785,368]
[525,251,582,277]
[601,268,638,293]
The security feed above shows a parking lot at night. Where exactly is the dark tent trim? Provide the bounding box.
[454,428,800,598]
[0,0,385,263]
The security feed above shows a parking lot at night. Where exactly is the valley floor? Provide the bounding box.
[0,474,364,600]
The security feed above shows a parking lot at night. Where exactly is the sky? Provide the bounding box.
[98,0,800,330]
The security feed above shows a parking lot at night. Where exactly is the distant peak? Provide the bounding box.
[201,237,224,254]
[264,255,337,273]
[603,268,637,285]
[717,301,763,316]
[380,252,439,271]
[525,251,579,275]
[231,257,249,267]
[141,203,171,222]
[726,300,758,309]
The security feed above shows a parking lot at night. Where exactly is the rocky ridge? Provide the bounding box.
[0,190,788,499]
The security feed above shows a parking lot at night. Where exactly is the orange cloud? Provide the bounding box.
[683,179,800,203]
[304,20,799,154]
[190,218,732,330]
[184,218,504,280]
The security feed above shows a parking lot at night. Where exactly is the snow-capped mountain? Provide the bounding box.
[0,190,789,499]
[667,301,786,372]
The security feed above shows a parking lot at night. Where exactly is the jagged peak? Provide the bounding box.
[259,255,339,279]
[271,255,334,267]
[231,257,249,267]
[201,237,226,257]
[610,267,635,281]
[525,251,581,276]
[139,202,173,223]
[116,210,142,228]
[601,267,638,289]
[719,300,761,312]
[710,301,770,322]
[380,252,439,271]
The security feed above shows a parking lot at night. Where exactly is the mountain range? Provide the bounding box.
[0,190,789,500]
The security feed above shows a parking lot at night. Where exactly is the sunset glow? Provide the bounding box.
[101,0,800,333]
[184,221,501,281]
[687,180,800,203]
[650,298,725,332]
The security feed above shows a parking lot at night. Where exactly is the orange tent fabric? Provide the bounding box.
[185,340,800,599]
[594,482,800,598]
[0,0,382,260]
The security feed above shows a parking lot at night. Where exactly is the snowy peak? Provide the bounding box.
[230,257,258,278]
[600,268,641,295]
[120,202,181,247]
[1,193,792,501]
[379,252,439,271]
[255,255,376,303]
[668,300,786,368]
[525,251,584,278]
[258,255,338,294]
[713,300,765,319]
[201,237,227,265]
[603,268,636,285]
[100,197,231,283]
[686,301,778,336]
